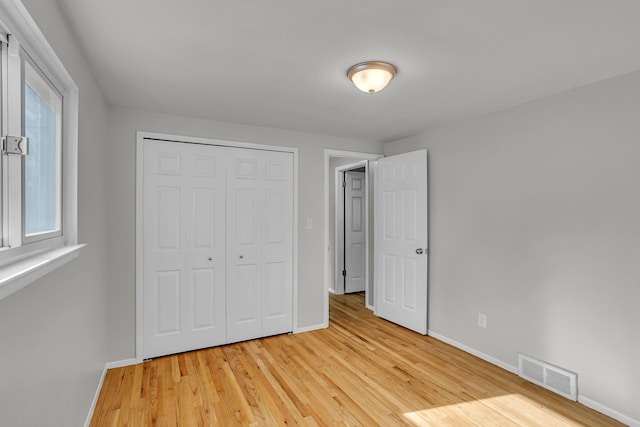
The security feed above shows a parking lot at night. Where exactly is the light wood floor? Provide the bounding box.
[91,293,622,426]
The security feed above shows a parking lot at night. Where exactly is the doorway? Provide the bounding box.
[323,148,429,335]
[335,162,367,296]
[323,150,383,327]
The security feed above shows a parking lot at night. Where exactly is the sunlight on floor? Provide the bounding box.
[403,393,579,426]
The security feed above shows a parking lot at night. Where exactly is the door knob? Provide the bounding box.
[239,255,244,259]
[416,248,424,255]
[208,257,213,261]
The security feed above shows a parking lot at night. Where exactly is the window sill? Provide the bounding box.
[0,244,86,301]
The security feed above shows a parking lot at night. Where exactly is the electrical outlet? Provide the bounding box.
[478,313,487,328]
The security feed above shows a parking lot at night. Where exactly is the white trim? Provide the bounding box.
[137,131,292,153]
[5,34,24,249]
[135,138,144,362]
[106,358,138,370]
[83,365,107,427]
[22,52,64,245]
[365,157,378,312]
[334,161,369,300]
[578,395,640,427]
[292,149,299,335]
[428,330,639,426]
[83,359,139,427]
[334,167,344,295]
[136,131,299,362]
[427,330,518,374]
[0,244,84,300]
[293,323,326,334]
[323,149,382,328]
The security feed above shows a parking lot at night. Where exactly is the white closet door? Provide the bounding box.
[226,147,293,343]
[142,141,227,359]
[261,150,294,337]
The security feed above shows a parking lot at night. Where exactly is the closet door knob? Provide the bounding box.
[208,257,213,261]
[239,255,244,259]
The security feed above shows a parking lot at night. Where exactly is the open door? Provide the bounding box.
[374,150,428,334]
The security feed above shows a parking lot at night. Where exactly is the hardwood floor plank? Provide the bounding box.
[91,293,624,426]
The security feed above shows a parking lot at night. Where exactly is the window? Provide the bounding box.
[24,58,63,242]
[0,1,82,301]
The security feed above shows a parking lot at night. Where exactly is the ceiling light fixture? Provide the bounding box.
[347,61,397,94]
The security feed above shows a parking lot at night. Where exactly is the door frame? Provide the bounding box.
[334,161,368,296]
[136,131,299,363]
[323,149,383,328]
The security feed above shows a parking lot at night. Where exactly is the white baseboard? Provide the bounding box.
[427,330,518,374]
[106,358,138,369]
[294,322,326,334]
[579,395,640,427]
[83,365,107,427]
[428,330,638,427]
[84,358,139,427]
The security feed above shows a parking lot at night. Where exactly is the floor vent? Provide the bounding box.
[518,354,577,401]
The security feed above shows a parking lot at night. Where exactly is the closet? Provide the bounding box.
[140,138,293,359]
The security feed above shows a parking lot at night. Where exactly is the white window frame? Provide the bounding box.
[22,53,64,244]
[0,0,83,301]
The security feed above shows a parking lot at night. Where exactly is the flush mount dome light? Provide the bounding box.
[347,61,397,94]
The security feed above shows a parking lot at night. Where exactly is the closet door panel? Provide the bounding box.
[261,151,293,336]
[143,141,227,359]
[226,148,263,342]
[226,148,293,343]
[264,261,285,316]
[155,270,181,334]
[192,267,217,330]
[237,264,260,323]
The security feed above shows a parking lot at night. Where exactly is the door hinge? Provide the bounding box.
[2,136,28,155]
[342,270,347,277]
[342,181,346,188]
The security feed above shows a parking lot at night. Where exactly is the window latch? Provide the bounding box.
[2,136,28,155]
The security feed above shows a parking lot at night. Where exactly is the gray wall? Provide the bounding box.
[0,1,110,426]
[385,70,640,422]
[107,108,383,361]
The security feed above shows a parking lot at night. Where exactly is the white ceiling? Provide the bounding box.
[55,0,640,142]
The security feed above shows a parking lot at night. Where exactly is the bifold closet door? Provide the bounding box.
[226,147,294,343]
[142,141,227,359]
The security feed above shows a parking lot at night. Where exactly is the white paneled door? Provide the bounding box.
[141,140,294,359]
[142,141,227,359]
[226,148,294,343]
[345,171,366,293]
[375,150,428,334]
